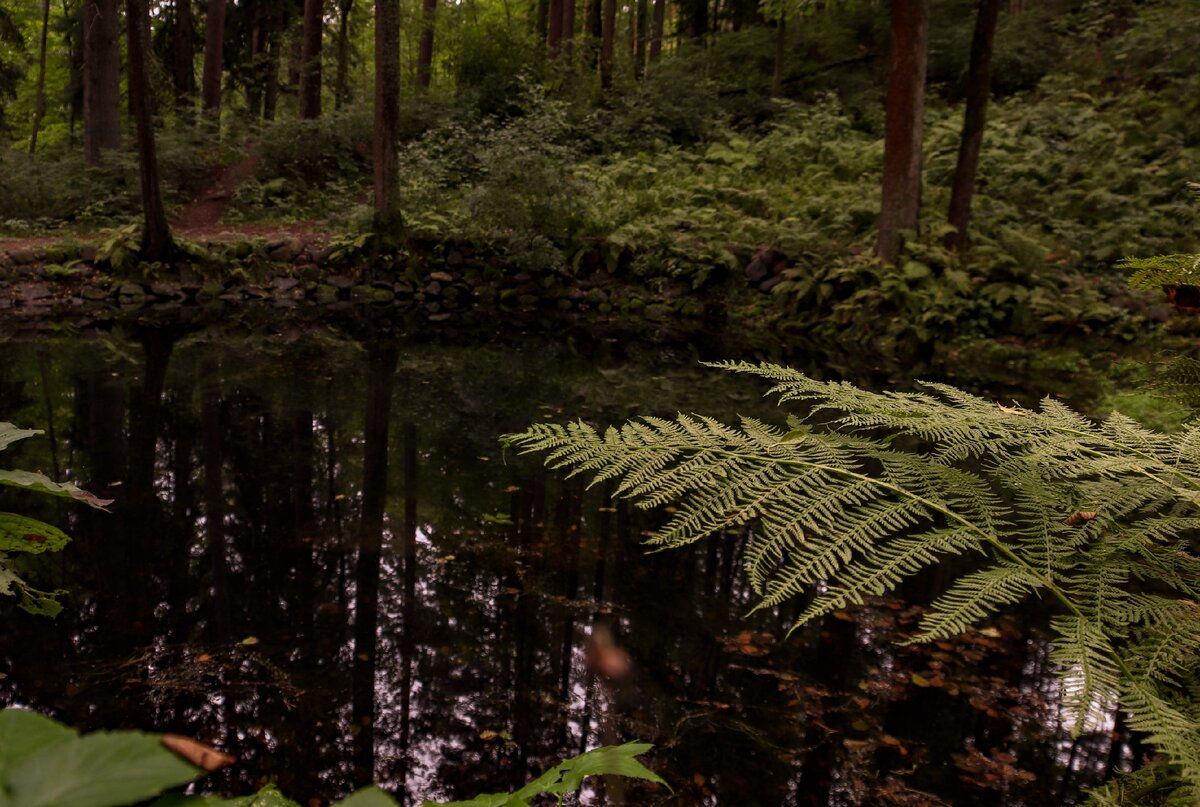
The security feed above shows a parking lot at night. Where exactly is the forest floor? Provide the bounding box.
[0,150,331,252]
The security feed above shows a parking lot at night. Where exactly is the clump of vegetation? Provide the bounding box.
[507,358,1200,803]
[0,422,111,616]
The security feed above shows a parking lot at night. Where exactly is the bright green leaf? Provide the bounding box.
[0,513,71,555]
[0,470,114,510]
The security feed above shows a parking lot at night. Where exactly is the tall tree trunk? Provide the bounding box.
[945,0,1000,251]
[587,0,601,68]
[201,0,226,127]
[548,0,563,57]
[29,0,51,154]
[299,0,323,118]
[875,0,929,263]
[682,0,706,41]
[561,0,575,61]
[173,0,195,117]
[245,18,264,119]
[599,0,614,91]
[264,29,281,120]
[770,17,786,97]
[126,0,174,260]
[648,0,663,64]
[416,0,436,87]
[374,0,401,230]
[633,0,647,77]
[334,0,354,106]
[82,0,120,162]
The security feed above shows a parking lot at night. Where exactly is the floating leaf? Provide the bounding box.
[0,470,113,509]
[0,513,70,555]
[160,736,236,772]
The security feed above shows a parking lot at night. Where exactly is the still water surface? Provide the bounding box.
[0,321,1127,805]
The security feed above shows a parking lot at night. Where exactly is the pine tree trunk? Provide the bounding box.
[201,0,226,127]
[600,0,614,91]
[172,0,195,118]
[561,0,575,61]
[770,16,785,97]
[548,0,562,57]
[126,0,174,260]
[876,0,929,263]
[374,0,401,230]
[299,0,323,118]
[945,0,1000,251]
[648,0,664,64]
[634,0,647,77]
[416,0,436,87]
[334,0,354,107]
[29,0,51,155]
[245,19,264,118]
[83,0,120,163]
[587,0,601,67]
[264,30,281,120]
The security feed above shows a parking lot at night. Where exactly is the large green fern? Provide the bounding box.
[506,361,1200,803]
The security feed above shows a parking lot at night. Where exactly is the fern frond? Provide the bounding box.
[1122,254,1200,290]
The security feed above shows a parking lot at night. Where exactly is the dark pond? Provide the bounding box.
[0,318,1132,805]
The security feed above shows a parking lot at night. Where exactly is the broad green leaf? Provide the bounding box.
[541,743,668,796]
[0,470,114,509]
[5,730,201,807]
[0,709,76,781]
[0,513,70,554]
[0,424,41,453]
[333,787,401,807]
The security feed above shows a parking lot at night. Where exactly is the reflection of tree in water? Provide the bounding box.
[0,329,1125,804]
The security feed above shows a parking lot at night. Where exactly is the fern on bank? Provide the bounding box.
[505,361,1200,804]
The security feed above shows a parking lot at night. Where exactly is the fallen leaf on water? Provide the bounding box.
[910,673,932,687]
[161,735,236,772]
[479,730,500,741]
[241,636,260,646]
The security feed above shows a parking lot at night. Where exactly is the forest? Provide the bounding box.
[0,0,1198,804]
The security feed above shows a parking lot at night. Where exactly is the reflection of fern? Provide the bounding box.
[506,361,1200,803]
[1123,253,1200,289]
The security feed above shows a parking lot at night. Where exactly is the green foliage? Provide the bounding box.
[0,710,663,807]
[507,361,1200,803]
[424,743,668,807]
[0,422,110,616]
[1124,254,1200,291]
[0,709,200,807]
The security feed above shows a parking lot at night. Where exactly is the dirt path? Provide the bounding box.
[0,146,331,252]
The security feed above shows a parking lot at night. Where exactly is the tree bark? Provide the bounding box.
[561,0,575,61]
[29,0,51,154]
[374,0,401,230]
[201,0,226,127]
[264,29,281,120]
[83,0,120,162]
[334,0,354,106]
[634,0,647,77]
[587,0,601,67]
[876,0,929,263]
[945,0,1000,251]
[172,0,196,118]
[600,0,614,91]
[548,0,562,57]
[770,16,785,97]
[416,0,436,87]
[300,0,323,118]
[648,0,664,63]
[126,0,174,260]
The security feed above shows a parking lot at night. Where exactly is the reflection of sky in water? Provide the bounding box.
[0,331,1137,805]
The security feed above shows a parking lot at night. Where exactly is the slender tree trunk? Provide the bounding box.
[245,18,264,119]
[683,0,706,41]
[770,16,785,97]
[335,0,354,105]
[300,0,323,118]
[876,0,929,263]
[599,0,614,91]
[561,0,575,61]
[945,0,1000,252]
[634,0,647,77]
[83,0,120,162]
[29,0,51,154]
[126,0,174,260]
[264,30,281,120]
[374,0,401,229]
[536,0,548,43]
[416,0,437,87]
[648,0,663,63]
[173,0,196,118]
[587,0,601,67]
[201,0,226,127]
